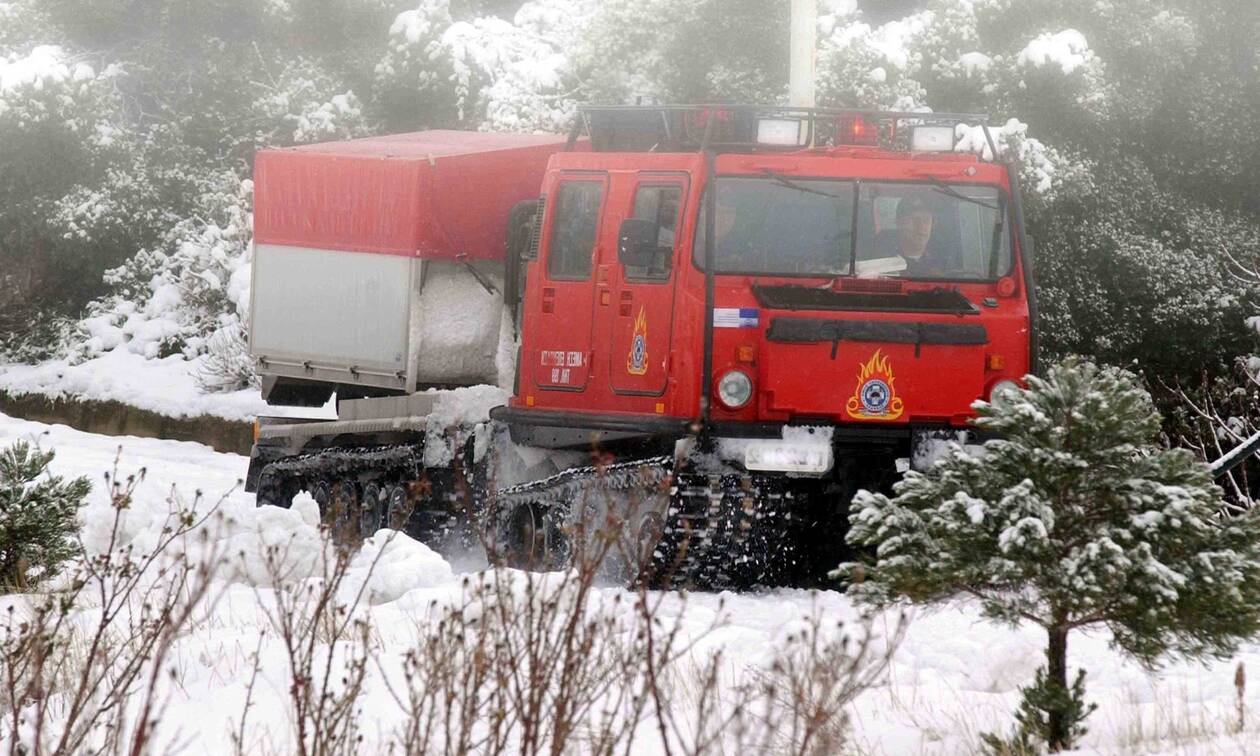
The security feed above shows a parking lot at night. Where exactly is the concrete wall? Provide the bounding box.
[0,391,253,456]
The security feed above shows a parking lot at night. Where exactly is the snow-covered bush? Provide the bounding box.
[374,0,595,133]
[196,319,258,393]
[0,441,90,588]
[841,358,1260,751]
[77,176,254,374]
[1034,164,1260,377]
[374,0,465,128]
[246,58,373,148]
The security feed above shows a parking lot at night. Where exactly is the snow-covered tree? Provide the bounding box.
[0,441,90,588]
[0,43,123,360]
[840,358,1260,751]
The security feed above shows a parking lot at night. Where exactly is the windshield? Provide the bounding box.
[695,177,1012,280]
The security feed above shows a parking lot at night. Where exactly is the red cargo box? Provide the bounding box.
[253,130,573,260]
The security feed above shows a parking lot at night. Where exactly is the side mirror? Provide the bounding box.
[618,218,659,268]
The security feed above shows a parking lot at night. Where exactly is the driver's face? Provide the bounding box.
[897,209,933,259]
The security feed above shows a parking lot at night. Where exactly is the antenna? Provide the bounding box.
[789,0,817,108]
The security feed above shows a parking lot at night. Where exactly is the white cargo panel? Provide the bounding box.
[250,245,508,392]
[251,244,412,376]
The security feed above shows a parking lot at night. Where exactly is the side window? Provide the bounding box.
[547,181,603,280]
[626,184,682,281]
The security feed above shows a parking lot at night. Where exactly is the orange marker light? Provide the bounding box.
[526,395,535,406]
[986,354,1005,371]
[737,345,756,363]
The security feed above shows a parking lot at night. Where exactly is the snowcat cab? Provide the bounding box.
[490,105,1036,582]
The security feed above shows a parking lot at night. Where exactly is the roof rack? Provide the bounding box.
[567,104,996,160]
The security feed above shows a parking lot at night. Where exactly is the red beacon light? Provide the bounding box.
[838,114,880,146]
[686,107,735,141]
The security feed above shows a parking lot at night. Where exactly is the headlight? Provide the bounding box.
[716,370,753,409]
[990,379,1020,402]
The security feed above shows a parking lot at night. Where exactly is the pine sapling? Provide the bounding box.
[840,358,1260,751]
[0,440,90,588]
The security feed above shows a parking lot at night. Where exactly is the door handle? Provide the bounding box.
[618,290,633,317]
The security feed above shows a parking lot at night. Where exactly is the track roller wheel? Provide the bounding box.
[502,501,558,570]
[311,479,333,518]
[385,484,412,531]
[360,482,386,538]
[330,479,359,544]
[255,471,292,509]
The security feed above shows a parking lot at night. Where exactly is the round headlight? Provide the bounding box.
[717,370,753,409]
[990,379,1020,403]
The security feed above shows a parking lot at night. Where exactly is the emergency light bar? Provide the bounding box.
[575,104,996,159]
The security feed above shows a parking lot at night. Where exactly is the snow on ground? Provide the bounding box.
[2,411,1259,754]
[0,349,334,422]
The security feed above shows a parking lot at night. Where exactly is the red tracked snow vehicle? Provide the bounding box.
[246,106,1037,588]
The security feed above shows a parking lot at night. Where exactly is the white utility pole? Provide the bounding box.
[789,0,817,108]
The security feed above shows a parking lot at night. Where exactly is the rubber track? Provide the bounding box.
[260,445,423,484]
[260,447,799,590]
[492,457,798,591]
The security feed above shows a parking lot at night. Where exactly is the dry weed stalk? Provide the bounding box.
[254,527,396,756]
[746,611,906,756]
[0,452,227,755]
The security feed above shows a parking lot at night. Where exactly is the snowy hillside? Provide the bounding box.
[2,411,1257,754]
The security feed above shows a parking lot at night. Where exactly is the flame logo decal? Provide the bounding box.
[627,306,648,376]
[845,349,904,420]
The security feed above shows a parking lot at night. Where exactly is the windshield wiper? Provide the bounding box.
[917,173,1000,211]
[762,169,849,200]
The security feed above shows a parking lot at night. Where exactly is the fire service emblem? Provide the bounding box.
[627,306,648,376]
[846,349,904,420]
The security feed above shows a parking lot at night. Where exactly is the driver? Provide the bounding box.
[890,194,938,276]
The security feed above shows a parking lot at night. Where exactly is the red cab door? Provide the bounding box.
[531,174,607,393]
[607,174,688,396]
